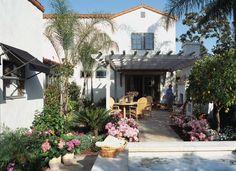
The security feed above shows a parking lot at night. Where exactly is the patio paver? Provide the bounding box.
[138,110,182,142]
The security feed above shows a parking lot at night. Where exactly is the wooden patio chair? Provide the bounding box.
[110,97,121,113]
[129,97,147,120]
[145,96,153,117]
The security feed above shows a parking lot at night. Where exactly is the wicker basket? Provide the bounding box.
[116,141,127,153]
[100,147,118,158]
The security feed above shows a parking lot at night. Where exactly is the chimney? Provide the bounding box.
[182,42,201,57]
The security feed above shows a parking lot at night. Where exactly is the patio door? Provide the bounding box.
[125,75,160,101]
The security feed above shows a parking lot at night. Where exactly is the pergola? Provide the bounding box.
[93,50,200,109]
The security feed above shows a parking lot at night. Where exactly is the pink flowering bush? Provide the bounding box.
[171,115,217,141]
[65,139,81,152]
[41,140,51,153]
[105,113,139,142]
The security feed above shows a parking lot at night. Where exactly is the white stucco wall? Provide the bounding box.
[0,0,45,130]
[43,6,176,103]
[110,8,176,54]
[82,8,176,102]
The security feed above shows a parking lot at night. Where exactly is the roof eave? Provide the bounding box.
[28,0,45,13]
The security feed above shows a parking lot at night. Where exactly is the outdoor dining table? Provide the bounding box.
[114,102,137,118]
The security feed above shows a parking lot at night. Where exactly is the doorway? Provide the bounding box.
[125,75,160,101]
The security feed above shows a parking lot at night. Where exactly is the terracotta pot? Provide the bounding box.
[48,156,61,170]
[62,153,75,165]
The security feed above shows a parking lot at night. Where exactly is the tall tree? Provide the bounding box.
[45,0,117,107]
[187,49,236,132]
[177,11,233,54]
[45,0,77,115]
[166,0,236,44]
[76,17,118,101]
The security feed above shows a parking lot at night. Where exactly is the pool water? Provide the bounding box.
[129,152,236,171]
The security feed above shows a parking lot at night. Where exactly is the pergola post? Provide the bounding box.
[106,62,111,110]
[114,70,117,100]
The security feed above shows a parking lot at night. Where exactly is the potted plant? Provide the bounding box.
[59,134,81,165]
[126,91,139,102]
[40,136,63,170]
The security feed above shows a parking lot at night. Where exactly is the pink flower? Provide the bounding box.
[190,135,198,141]
[7,163,15,171]
[41,140,51,153]
[198,133,206,141]
[26,129,34,136]
[58,139,66,149]
[72,139,80,146]
[105,122,114,130]
[108,126,119,136]
[43,130,54,136]
[66,141,75,152]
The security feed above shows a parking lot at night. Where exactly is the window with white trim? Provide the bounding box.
[131,33,154,50]
[96,70,106,78]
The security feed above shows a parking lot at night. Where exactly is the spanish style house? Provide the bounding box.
[43,4,183,104]
[0,2,199,130]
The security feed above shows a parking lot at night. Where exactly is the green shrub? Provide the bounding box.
[68,82,81,101]
[0,129,45,171]
[44,80,60,109]
[32,105,66,134]
[75,108,110,137]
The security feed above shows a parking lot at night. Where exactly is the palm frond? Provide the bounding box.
[199,0,233,25]
[165,0,212,28]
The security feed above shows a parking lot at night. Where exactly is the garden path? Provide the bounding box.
[138,110,182,142]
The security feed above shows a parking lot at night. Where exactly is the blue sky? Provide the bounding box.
[40,0,214,52]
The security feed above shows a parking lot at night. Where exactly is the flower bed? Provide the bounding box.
[171,115,218,141]
[0,129,101,171]
[105,112,139,142]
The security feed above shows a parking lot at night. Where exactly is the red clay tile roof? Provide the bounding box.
[111,4,176,20]
[28,0,45,12]
[43,4,176,20]
[43,13,112,19]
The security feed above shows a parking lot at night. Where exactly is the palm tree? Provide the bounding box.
[75,16,118,102]
[45,0,77,114]
[45,0,117,109]
[166,0,236,44]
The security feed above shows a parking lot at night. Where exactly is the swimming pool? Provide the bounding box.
[129,152,236,171]
[92,141,236,171]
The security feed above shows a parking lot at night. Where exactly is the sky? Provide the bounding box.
[39,0,215,52]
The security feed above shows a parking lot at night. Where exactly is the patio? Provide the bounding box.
[138,110,181,142]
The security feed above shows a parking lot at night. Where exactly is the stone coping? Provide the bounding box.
[128,141,236,152]
[91,150,128,171]
[91,141,236,171]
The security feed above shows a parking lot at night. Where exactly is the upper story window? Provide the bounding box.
[140,11,145,18]
[131,33,154,50]
[96,70,106,78]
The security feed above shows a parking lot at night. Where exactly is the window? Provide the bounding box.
[3,60,25,98]
[140,11,145,18]
[96,70,106,78]
[131,33,154,50]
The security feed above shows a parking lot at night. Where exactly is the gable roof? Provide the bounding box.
[43,4,176,20]
[28,0,45,12]
[111,4,176,20]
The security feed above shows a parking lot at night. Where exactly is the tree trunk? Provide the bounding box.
[82,74,87,96]
[94,128,98,137]
[215,108,221,132]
